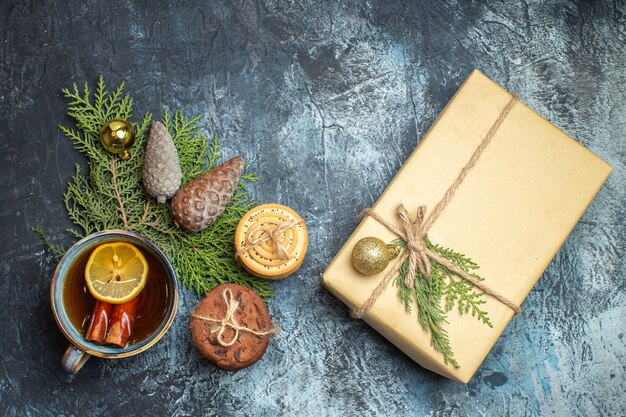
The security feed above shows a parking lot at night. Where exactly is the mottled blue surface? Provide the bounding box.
[1,1,624,416]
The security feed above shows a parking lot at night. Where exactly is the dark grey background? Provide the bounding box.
[1,1,624,416]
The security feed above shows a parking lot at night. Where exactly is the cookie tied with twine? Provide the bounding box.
[190,283,276,370]
[235,204,308,280]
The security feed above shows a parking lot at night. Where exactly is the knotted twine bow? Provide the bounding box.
[191,289,277,347]
[352,95,522,319]
[235,219,304,260]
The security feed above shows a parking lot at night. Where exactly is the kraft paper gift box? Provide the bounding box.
[321,69,612,383]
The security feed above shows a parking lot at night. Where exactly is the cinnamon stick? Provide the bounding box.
[85,301,113,344]
[104,298,139,348]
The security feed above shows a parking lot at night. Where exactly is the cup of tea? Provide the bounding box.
[50,230,179,373]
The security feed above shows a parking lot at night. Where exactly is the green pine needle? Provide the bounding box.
[32,227,65,258]
[35,76,272,300]
[392,236,493,368]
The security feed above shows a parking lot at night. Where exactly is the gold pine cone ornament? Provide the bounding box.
[171,157,244,232]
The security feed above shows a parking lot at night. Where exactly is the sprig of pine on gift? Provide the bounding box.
[393,237,492,368]
[34,77,272,300]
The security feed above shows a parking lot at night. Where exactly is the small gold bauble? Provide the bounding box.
[352,237,400,276]
[99,119,135,159]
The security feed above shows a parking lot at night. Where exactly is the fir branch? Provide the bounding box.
[445,276,492,327]
[425,236,479,273]
[36,78,272,300]
[395,260,458,368]
[392,235,493,367]
[32,227,65,258]
[424,237,492,327]
[163,109,214,185]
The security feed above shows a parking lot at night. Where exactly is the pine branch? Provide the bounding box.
[395,260,459,368]
[444,275,492,327]
[35,78,272,300]
[425,236,479,273]
[32,227,65,258]
[424,238,493,327]
[392,235,493,367]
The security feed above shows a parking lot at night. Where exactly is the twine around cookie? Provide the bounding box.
[191,288,277,347]
[235,219,304,260]
[352,94,522,319]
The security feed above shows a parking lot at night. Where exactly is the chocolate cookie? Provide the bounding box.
[190,283,273,370]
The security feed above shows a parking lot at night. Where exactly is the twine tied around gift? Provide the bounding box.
[191,288,277,347]
[351,94,522,319]
[235,218,304,260]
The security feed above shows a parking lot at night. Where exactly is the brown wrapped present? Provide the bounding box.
[322,70,611,383]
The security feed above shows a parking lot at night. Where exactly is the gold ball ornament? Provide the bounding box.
[352,237,400,276]
[99,119,136,160]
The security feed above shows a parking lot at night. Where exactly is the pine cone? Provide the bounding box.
[142,122,182,204]
[171,157,244,232]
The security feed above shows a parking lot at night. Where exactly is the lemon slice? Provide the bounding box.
[85,242,148,304]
